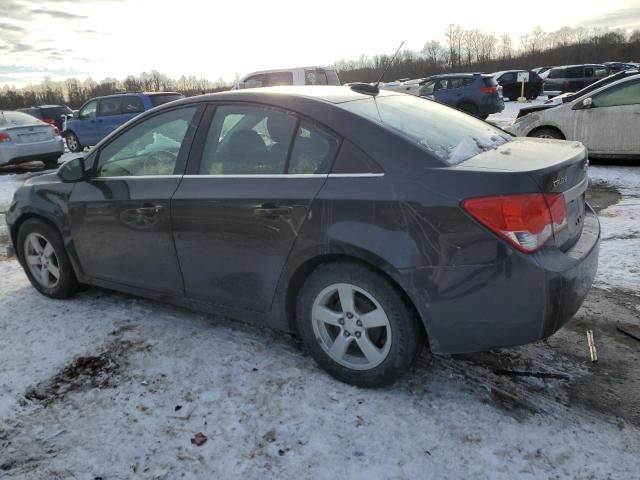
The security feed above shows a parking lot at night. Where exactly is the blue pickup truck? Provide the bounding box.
[63,92,184,152]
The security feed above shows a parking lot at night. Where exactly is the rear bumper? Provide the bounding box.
[401,206,600,354]
[0,137,64,166]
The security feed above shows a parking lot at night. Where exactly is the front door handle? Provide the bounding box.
[254,205,292,217]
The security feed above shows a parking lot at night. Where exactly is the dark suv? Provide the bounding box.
[17,105,73,131]
[544,64,609,93]
[418,73,504,119]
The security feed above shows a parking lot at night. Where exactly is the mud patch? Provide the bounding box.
[24,337,140,406]
[586,181,622,213]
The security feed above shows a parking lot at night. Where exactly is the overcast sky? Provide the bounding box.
[1,0,639,87]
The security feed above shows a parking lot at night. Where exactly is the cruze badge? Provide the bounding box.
[553,176,567,188]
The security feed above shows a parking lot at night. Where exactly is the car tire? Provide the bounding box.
[64,132,82,153]
[457,103,480,117]
[530,128,564,140]
[296,262,424,387]
[17,218,78,299]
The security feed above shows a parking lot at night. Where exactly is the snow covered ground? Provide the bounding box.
[0,141,639,478]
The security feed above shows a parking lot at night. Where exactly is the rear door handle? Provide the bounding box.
[137,204,164,215]
[254,206,292,217]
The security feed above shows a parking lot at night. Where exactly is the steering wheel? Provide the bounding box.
[142,150,177,175]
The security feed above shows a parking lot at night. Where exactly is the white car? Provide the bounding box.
[510,75,640,158]
[237,67,340,89]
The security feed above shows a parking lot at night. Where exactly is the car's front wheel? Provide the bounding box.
[529,128,564,140]
[64,132,82,153]
[296,263,424,387]
[17,219,78,299]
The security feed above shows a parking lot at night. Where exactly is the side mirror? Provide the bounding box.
[58,157,85,182]
[575,97,593,110]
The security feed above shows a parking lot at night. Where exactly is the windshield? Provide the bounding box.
[0,111,44,127]
[341,94,511,165]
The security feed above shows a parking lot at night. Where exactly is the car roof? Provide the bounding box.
[550,64,606,69]
[88,92,182,101]
[176,85,402,105]
[426,73,480,79]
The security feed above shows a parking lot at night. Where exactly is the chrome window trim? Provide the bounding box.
[90,173,385,180]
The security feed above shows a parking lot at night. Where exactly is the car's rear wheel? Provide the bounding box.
[296,263,424,387]
[529,128,564,140]
[17,219,78,299]
[457,103,480,117]
[64,132,82,153]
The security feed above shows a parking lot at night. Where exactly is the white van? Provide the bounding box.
[237,67,341,89]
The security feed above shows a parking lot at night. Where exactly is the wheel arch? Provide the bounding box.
[528,125,566,139]
[11,213,62,262]
[282,252,429,347]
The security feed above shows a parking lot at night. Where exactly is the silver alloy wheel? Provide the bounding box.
[311,283,392,370]
[66,134,79,152]
[24,232,61,289]
[537,134,555,139]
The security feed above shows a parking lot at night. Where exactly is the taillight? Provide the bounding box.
[52,126,60,137]
[0,132,10,143]
[462,193,567,253]
[480,86,497,94]
[43,117,56,125]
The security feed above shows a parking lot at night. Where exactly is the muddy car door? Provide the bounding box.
[572,78,640,155]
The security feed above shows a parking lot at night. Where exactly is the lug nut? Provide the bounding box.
[346,312,354,319]
[356,320,362,327]
[344,331,350,337]
[338,318,345,325]
[355,331,362,338]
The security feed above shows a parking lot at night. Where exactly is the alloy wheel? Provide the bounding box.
[311,283,392,370]
[24,232,61,289]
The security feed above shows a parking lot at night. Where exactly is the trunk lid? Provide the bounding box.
[456,137,589,250]
[3,124,54,144]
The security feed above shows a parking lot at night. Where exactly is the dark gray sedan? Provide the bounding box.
[6,86,600,387]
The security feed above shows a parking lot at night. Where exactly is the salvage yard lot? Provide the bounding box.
[1,112,639,478]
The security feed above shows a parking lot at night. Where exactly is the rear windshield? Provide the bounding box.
[341,95,511,165]
[0,111,43,127]
[41,106,73,117]
[149,94,184,107]
[483,76,498,86]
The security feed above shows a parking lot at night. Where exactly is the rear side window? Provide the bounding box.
[149,94,184,107]
[594,67,608,78]
[122,96,145,113]
[585,67,594,77]
[0,111,42,127]
[341,95,511,165]
[548,68,565,79]
[305,69,328,85]
[501,72,516,82]
[288,122,339,174]
[98,97,122,116]
[199,105,296,175]
[448,78,465,89]
[463,78,475,87]
[566,67,582,78]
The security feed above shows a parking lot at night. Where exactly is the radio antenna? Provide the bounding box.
[375,41,405,87]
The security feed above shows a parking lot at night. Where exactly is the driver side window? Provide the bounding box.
[592,81,640,108]
[79,100,97,119]
[97,107,196,177]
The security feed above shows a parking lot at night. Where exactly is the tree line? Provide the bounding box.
[336,25,640,83]
[0,71,231,110]
[1,25,639,110]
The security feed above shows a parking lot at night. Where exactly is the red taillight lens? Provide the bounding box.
[43,117,56,125]
[0,132,10,143]
[480,86,497,94]
[462,193,567,253]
